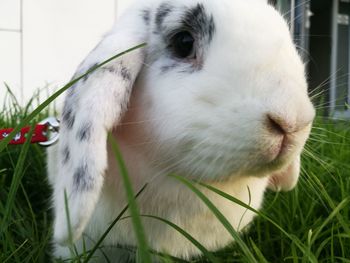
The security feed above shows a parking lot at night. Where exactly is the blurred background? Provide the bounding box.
[270,0,350,119]
[0,0,129,104]
[0,0,349,119]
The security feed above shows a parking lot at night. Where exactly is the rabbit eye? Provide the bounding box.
[169,31,195,59]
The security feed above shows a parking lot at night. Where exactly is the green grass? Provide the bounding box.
[0,90,53,262]
[1,53,350,262]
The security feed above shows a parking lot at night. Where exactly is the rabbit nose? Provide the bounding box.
[266,112,314,135]
[267,114,289,135]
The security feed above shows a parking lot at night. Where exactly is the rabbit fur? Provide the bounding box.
[47,0,315,260]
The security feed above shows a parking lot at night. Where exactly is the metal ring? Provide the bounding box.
[38,117,60,147]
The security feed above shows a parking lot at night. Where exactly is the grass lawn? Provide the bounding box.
[1,82,349,261]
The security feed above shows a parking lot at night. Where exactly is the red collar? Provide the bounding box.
[0,117,59,146]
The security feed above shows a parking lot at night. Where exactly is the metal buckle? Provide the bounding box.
[38,117,60,147]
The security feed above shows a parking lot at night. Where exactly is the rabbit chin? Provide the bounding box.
[267,156,301,192]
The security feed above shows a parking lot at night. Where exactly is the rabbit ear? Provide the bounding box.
[268,155,301,192]
[53,6,149,244]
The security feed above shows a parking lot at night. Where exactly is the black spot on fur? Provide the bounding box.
[101,63,131,81]
[73,162,94,191]
[183,4,215,41]
[142,9,151,25]
[155,3,173,32]
[103,65,116,74]
[67,85,76,97]
[120,81,133,113]
[62,105,75,129]
[120,63,132,81]
[82,63,99,82]
[161,63,179,73]
[77,122,92,142]
[62,146,70,164]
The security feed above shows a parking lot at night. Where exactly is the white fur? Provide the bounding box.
[48,0,315,260]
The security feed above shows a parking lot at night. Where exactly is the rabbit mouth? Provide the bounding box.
[266,134,298,164]
[254,121,312,173]
[241,133,307,178]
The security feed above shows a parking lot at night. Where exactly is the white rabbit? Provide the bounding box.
[47,0,315,260]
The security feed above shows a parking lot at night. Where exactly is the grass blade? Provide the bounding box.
[249,238,268,263]
[108,134,152,263]
[63,189,79,257]
[169,174,257,262]
[311,197,349,245]
[199,181,318,262]
[1,126,34,232]
[3,239,29,263]
[141,215,221,263]
[83,184,148,263]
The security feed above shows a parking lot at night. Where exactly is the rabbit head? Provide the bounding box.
[125,0,315,183]
[50,0,314,247]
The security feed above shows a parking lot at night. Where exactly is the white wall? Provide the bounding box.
[0,0,21,102]
[0,0,133,105]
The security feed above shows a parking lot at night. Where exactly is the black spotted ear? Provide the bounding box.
[51,5,151,244]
